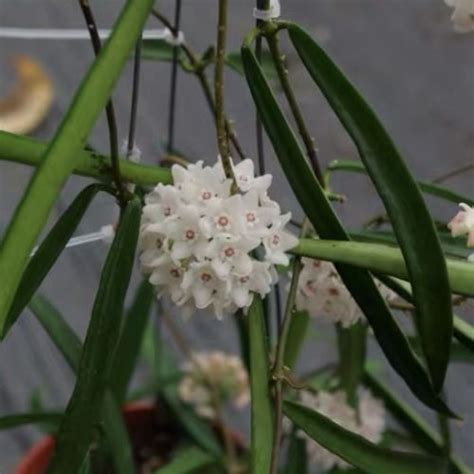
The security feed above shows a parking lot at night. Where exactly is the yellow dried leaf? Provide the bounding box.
[0,55,54,135]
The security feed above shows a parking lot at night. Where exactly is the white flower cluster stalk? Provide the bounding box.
[295,258,396,327]
[139,159,298,318]
[178,351,250,419]
[448,203,474,262]
[297,390,386,470]
[445,0,474,32]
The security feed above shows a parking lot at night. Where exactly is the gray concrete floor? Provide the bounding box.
[0,0,473,472]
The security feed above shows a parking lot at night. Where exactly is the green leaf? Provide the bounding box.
[293,239,473,298]
[350,229,472,260]
[225,51,277,79]
[284,310,309,370]
[288,23,453,393]
[29,294,82,373]
[110,279,154,403]
[337,323,367,404]
[4,184,111,335]
[283,401,446,474]
[47,198,141,474]
[363,368,471,474]
[102,390,135,474]
[284,429,308,474]
[327,159,474,207]
[240,44,451,415]
[0,412,62,430]
[0,0,155,334]
[247,297,274,474]
[154,446,218,473]
[78,454,92,474]
[0,131,172,186]
[161,385,222,458]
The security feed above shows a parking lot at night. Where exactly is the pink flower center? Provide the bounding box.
[224,247,235,258]
[239,276,250,284]
[170,268,181,278]
[201,190,212,200]
[329,287,340,296]
[201,273,212,282]
[271,234,280,246]
[246,212,256,223]
[217,215,230,229]
[185,229,196,240]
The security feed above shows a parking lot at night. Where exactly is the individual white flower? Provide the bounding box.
[448,203,474,261]
[139,158,297,318]
[292,390,385,470]
[178,351,250,419]
[445,0,474,32]
[295,258,396,327]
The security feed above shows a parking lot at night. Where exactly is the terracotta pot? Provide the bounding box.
[16,402,244,474]
[15,402,163,474]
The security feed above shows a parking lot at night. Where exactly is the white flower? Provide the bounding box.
[295,258,396,327]
[292,390,385,470]
[445,0,474,32]
[139,158,297,318]
[448,203,474,262]
[178,351,250,419]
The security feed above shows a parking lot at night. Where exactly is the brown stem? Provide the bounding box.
[78,0,128,204]
[266,33,325,186]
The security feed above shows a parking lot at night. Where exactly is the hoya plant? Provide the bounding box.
[0,1,473,473]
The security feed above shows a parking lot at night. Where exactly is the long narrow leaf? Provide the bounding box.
[288,23,452,392]
[293,239,473,297]
[155,446,218,473]
[0,0,155,334]
[102,391,135,474]
[110,279,154,403]
[247,297,273,474]
[4,184,110,336]
[364,368,471,474]
[29,294,82,373]
[0,131,171,186]
[47,198,141,474]
[327,159,473,207]
[240,45,452,415]
[284,429,308,474]
[0,413,62,430]
[283,401,446,474]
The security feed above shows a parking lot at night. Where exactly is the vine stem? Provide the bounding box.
[266,33,325,186]
[269,220,309,474]
[151,8,246,161]
[78,0,127,204]
[215,0,235,183]
[167,0,182,153]
[127,40,142,154]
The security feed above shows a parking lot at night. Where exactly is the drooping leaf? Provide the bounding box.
[247,297,274,474]
[29,294,82,373]
[363,368,471,474]
[240,44,452,415]
[154,446,218,473]
[47,198,141,474]
[110,279,154,403]
[283,401,446,474]
[288,23,452,392]
[0,0,155,335]
[225,51,277,79]
[4,184,111,335]
[327,159,474,207]
[0,412,62,431]
[102,390,135,474]
[284,310,309,370]
[293,239,473,298]
[0,131,172,186]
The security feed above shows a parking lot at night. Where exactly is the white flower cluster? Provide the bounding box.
[295,258,396,328]
[445,0,474,33]
[178,351,250,419]
[448,203,474,262]
[296,390,386,471]
[139,159,298,318]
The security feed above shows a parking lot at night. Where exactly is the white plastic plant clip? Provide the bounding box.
[253,0,281,21]
[162,27,185,46]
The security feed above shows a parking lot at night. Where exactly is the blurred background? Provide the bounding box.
[0,0,473,471]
